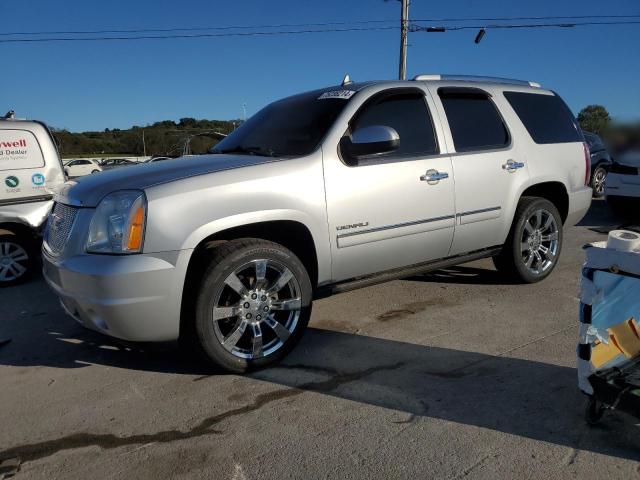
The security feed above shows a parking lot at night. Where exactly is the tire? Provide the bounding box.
[0,234,35,287]
[585,397,605,425]
[590,166,607,199]
[192,238,312,373]
[493,197,563,284]
[91,170,100,174]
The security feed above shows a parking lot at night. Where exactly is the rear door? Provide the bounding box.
[430,86,529,255]
[323,87,456,281]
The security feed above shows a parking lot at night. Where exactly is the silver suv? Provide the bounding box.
[43,75,592,372]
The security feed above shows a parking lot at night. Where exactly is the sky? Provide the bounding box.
[2,0,639,132]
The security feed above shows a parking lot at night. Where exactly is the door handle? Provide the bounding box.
[502,160,525,173]
[420,169,449,183]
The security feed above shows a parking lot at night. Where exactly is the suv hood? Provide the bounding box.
[56,154,278,207]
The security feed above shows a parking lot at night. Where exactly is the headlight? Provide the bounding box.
[86,190,147,254]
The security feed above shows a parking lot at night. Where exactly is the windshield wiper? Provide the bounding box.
[211,145,276,157]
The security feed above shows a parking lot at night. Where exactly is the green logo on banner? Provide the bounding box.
[5,176,19,188]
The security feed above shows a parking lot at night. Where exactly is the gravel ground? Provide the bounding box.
[1,199,639,479]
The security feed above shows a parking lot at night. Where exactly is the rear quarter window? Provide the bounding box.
[503,91,582,144]
[0,129,45,171]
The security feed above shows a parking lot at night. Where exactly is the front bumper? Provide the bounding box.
[605,172,640,199]
[42,249,191,342]
[565,186,593,227]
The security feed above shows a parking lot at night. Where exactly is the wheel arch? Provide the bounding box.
[179,219,321,340]
[0,222,39,241]
[519,181,569,224]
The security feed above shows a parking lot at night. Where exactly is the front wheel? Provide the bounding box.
[493,197,563,283]
[0,234,34,287]
[193,239,312,372]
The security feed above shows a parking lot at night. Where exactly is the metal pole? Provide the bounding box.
[399,0,409,80]
[142,129,146,157]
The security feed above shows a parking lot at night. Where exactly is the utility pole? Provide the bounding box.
[398,0,409,80]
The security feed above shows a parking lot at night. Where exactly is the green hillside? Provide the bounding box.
[53,118,239,158]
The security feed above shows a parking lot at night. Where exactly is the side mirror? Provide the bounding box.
[342,125,400,159]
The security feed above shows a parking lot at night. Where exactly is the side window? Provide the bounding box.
[439,89,509,152]
[503,91,582,144]
[348,91,438,163]
[68,160,79,166]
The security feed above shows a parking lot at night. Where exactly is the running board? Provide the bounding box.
[316,246,502,298]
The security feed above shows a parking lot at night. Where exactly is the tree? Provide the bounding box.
[577,105,611,135]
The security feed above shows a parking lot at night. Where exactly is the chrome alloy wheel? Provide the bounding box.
[592,167,607,197]
[520,209,559,275]
[212,259,302,359]
[0,241,29,283]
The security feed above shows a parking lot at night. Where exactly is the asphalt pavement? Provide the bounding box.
[1,199,639,479]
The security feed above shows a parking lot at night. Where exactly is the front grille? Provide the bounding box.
[45,203,78,255]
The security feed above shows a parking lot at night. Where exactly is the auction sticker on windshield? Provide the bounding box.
[318,90,356,100]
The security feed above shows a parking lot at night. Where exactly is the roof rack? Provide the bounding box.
[412,74,541,88]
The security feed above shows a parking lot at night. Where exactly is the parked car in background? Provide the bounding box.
[583,131,612,198]
[100,158,136,170]
[606,149,640,218]
[145,156,172,163]
[43,75,592,372]
[64,159,102,177]
[0,116,66,285]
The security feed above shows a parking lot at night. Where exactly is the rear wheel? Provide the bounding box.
[493,197,563,283]
[591,166,607,198]
[192,239,312,372]
[0,234,34,287]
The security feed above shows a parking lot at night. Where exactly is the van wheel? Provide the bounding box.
[91,170,100,174]
[493,197,563,283]
[0,234,34,287]
[192,238,312,373]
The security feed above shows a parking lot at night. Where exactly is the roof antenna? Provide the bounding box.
[341,74,352,86]
[3,110,15,119]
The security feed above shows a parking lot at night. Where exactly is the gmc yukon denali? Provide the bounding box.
[42,75,592,372]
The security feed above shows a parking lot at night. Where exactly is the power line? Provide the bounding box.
[2,14,639,37]
[413,20,640,32]
[0,20,399,37]
[0,26,399,44]
[412,14,640,22]
[0,20,639,44]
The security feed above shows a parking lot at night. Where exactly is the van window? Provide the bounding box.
[0,130,45,171]
[503,91,582,144]
[349,91,438,161]
[439,89,509,152]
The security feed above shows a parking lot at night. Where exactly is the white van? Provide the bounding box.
[0,115,66,285]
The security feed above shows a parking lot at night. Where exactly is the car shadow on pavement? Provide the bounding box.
[577,198,638,234]
[405,265,512,286]
[1,312,639,461]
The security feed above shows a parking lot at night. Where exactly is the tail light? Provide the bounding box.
[583,142,591,186]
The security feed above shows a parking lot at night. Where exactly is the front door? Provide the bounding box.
[323,88,456,282]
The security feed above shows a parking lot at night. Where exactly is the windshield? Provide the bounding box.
[210,88,353,157]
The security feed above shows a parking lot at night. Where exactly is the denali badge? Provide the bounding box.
[336,222,369,231]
